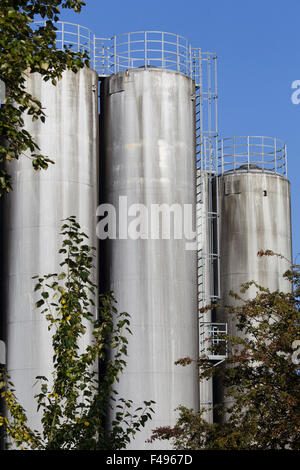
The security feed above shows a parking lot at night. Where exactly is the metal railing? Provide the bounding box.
[218,136,287,177]
[199,322,227,362]
[32,21,108,73]
[33,21,96,56]
[32,22,217,87]
[108,31,192,76]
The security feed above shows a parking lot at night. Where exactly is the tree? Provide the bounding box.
[150,252,300,450]
[0,0,89,195]
[0,217,154,450]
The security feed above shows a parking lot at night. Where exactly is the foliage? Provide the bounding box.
[0,217,154,450]
[150,251,300,450]
[0,0,89,195]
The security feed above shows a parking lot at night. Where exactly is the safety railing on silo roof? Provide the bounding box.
[32,21,111,74]
[32,21,95,57]
[32,23,194,77]
[218,136,287,177]
[32,23,215,83]
[105,31,193,76]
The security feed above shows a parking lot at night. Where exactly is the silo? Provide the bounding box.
[1,67,99,431]
[217,136,292,337]
[100,66,199,449]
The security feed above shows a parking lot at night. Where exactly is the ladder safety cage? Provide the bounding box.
[193,50,220,313]
[193,51,222,363]
[196,172,220,309]
[192,49,218,173]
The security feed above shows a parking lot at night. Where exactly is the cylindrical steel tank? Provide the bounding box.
[213,137,292,416]
[1,67,99,431]
[100,68,199,449]
[218,169,292,335]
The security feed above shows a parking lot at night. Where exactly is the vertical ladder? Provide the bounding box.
[193,50,224,419]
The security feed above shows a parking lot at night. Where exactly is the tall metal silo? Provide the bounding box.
[217,136,292,337]
[1,66,99,431]
[99,32,199,449]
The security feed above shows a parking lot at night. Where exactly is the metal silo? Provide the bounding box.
[217,136,292,336]
[99,32,200,449]
[1,66,99,431]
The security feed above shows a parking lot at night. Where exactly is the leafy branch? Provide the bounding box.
[0,216,155,449]
[0,1,89,195]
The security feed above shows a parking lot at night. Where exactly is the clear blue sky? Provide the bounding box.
[59,0,300,258]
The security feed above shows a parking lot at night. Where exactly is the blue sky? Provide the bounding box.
[59,0,300,258]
